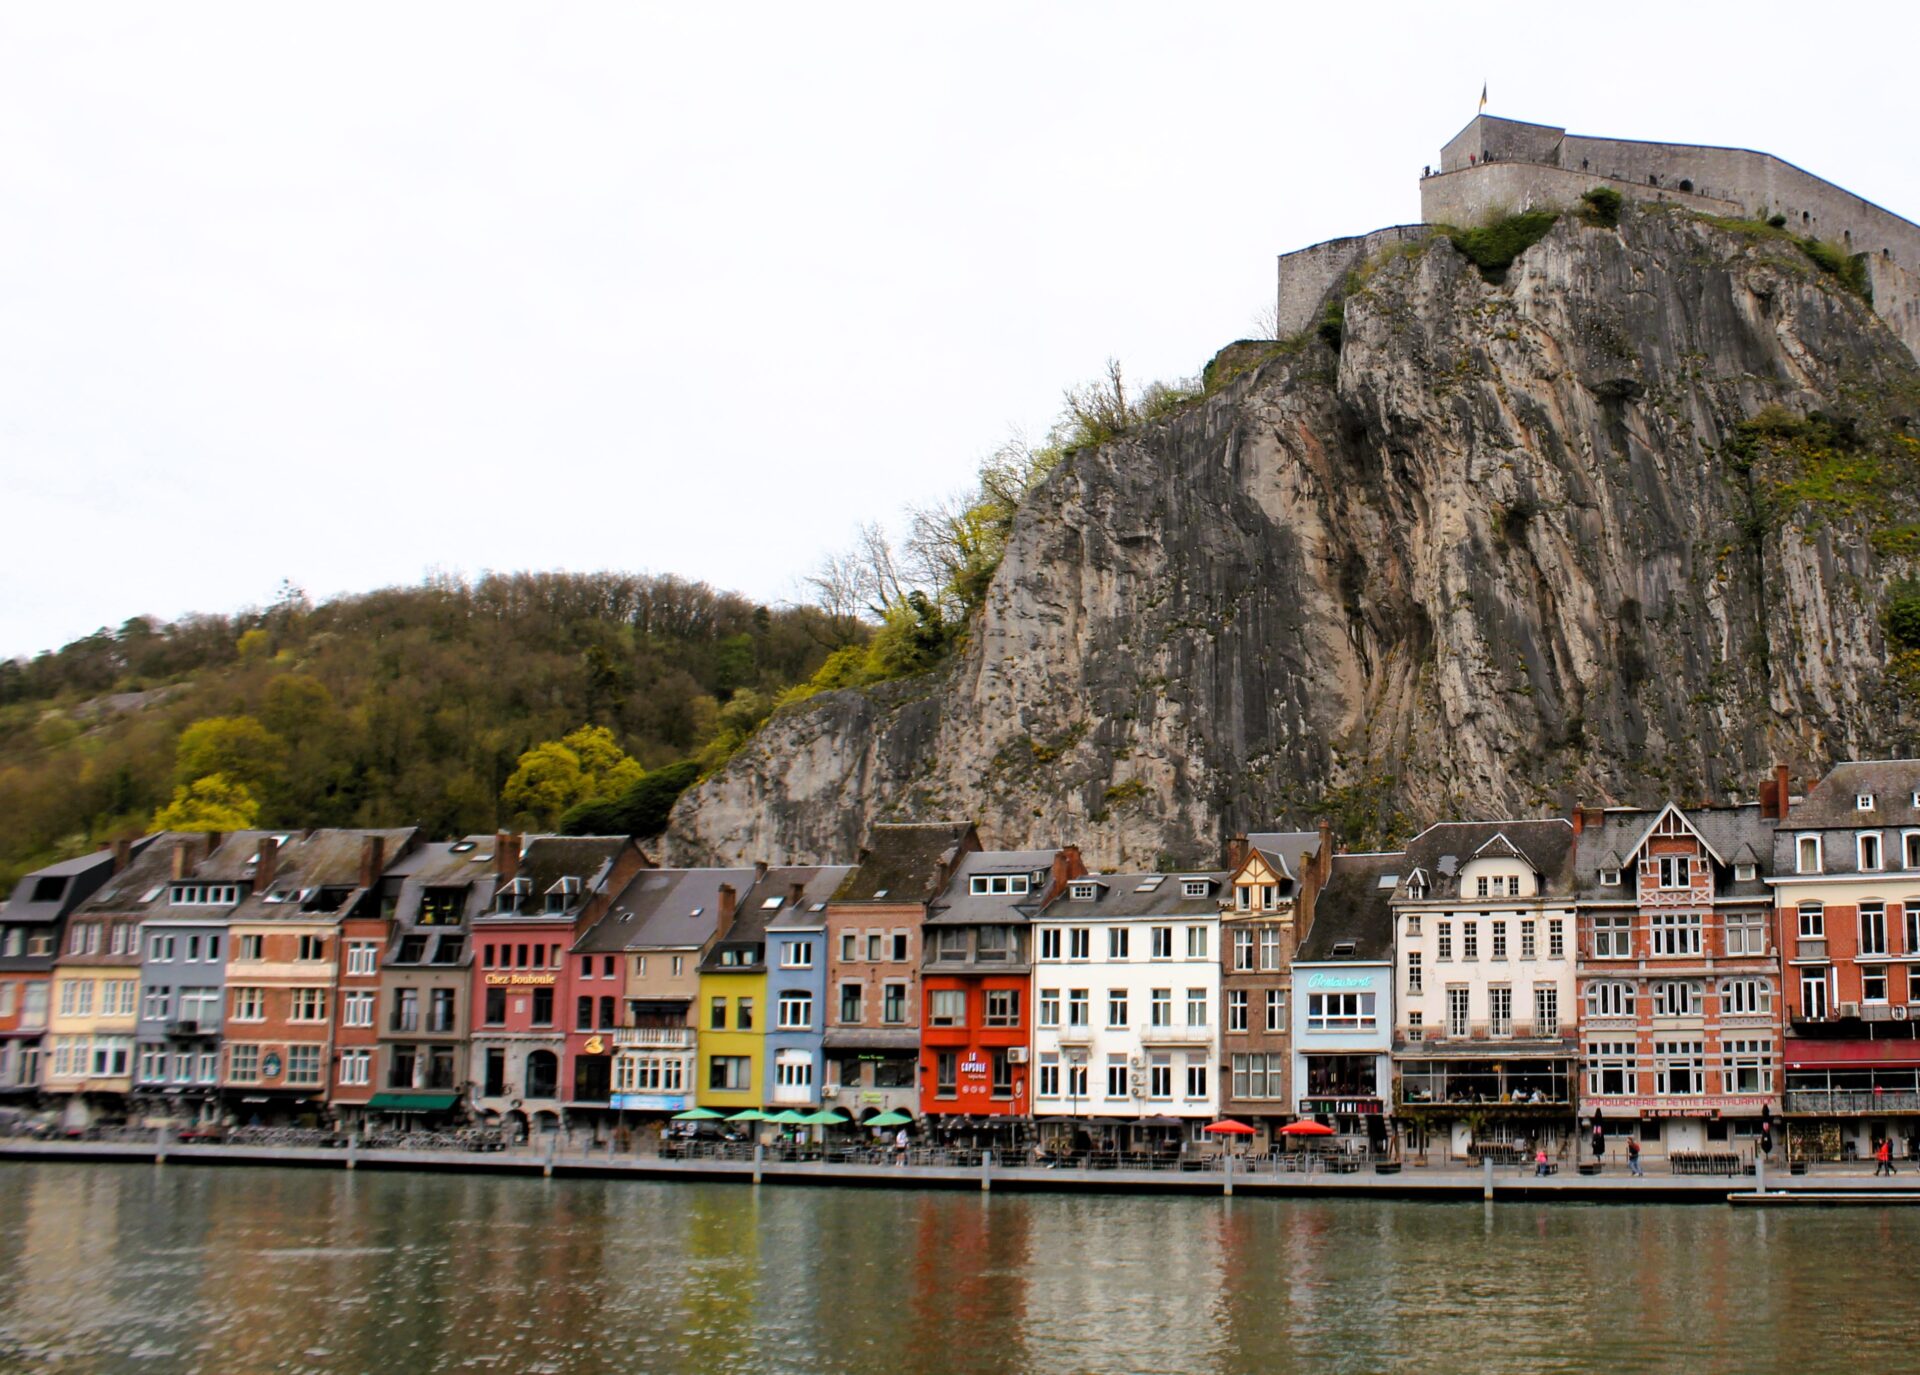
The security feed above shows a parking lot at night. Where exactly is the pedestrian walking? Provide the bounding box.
[894,1126,909,1167]
[1875,1137,1894,1176]
[1627,1137,1643,1177]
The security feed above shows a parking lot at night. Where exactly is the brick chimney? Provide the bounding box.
[113,836,133,875]
[788,880,806,907]
[1760,763,1793,820]
[255,835,279,892]
[204,831,224,857]
[1050,845,1088,901]
[359,834,386,890]
[716,882,738,940]
[495,832,520,884]
[171,838,196,880]
[1225,835,1248,871]
[1316,818,1334,886]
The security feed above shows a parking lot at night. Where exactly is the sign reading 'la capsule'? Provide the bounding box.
[484,973,557,987]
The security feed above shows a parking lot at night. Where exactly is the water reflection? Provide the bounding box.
[0,1163,1914,1373]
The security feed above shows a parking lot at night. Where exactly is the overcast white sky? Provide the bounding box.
[4,2,1917,658]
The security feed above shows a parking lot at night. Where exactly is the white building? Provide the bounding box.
[1389,820,1580,1161]
[1031,871,1226,1147]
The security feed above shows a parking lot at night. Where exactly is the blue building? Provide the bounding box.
[758,866,851,1112]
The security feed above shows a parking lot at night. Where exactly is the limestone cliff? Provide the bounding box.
[670,205,1920,868]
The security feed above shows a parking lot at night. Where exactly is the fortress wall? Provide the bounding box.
[1419,162,1739,227]
[1274,225,1429,338]
[1867,257,1920,358]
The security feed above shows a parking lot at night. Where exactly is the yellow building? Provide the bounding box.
[694,964,767,1111]
[45,909,144,1122]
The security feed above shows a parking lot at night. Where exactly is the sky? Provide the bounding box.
[4,2,1918,658]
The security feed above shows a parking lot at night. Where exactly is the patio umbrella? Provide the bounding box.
[671,1108,727,1121]
[726,1109,768,1122]
[1204,1119,1257,1135]
[803,1109,849,1125]
[767,1110,812,1125]
[866,1110,914,1128]
[1279,1120,1337,1136]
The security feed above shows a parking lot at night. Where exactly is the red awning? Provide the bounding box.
[1784,1040,1920,1069]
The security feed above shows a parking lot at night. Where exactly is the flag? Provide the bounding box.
[1479,83,1488,113]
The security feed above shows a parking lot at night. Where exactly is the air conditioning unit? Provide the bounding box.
[1864,1004,1893,1022]
[1839,1002,1861,1019]
[821,1087,838,1099]
[1894,1006,1912,1021]
[1006,1047,1028,1063]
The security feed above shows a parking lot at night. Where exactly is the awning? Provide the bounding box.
[1784,1040,1920,1069]
[366,1093,460,1111]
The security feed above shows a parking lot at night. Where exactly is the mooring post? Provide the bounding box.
[982,1148,993,1193]
[1483,1155,1495,1201]
[154,1125,168,1167]
[346,1131,359,1172]
[1224,1150,1235,1197]
[544,1132,557,1178]
[1756,1151,1767,1195]
[753,1141,764,1185]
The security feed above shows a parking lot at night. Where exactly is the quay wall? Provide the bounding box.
[1273,224,1428,339]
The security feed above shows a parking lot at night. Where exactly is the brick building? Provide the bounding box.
[1218,829,1325,1146]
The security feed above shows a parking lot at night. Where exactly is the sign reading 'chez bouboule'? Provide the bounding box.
[484,972,557,987]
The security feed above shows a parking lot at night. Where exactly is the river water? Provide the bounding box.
[0,1162,1911,1373]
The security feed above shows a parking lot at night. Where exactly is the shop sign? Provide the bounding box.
[1304,972,1376,990]
[1298,1096,1384,1115]
[485,973,557,987]
[1595,1095,1774,1116]
[262,1052,283,1079]
[610,1094,687,1112]
[583,1036,606,1055]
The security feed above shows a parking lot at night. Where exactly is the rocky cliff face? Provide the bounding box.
[670,206,1920,868]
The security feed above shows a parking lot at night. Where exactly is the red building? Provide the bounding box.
[919,846,1082,1144]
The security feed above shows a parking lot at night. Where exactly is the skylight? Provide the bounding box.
[761,897,784,910]
[1134,876,1166,892]
[1377,874,1400,889]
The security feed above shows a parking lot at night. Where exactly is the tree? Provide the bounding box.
[153,774,260,830]
[175,716,287,792]
[561,760,702,837]
[501,725,645,828]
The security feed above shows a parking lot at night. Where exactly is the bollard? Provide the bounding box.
[753,1141,765,1185]
[1483,1155,1494,1200]
[155,1126,168,1167]
[1224,1150,1235,1197]
[1756,1151,1767,1195]
[346,1131,359,1172]
[544,1132,557,1178]
[982,1149,993,1193]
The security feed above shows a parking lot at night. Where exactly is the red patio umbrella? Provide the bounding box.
[1204,1119,1257,1135]
[1279,1119,1337,1136]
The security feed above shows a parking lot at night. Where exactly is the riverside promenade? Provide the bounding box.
[5,1136,1917,1203]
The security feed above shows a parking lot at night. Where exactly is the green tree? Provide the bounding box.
[501,725,645,828]
[561,760,702,837]
[153,774,261,830]
[175,716,288,792]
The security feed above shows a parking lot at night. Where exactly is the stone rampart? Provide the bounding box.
[1274,225,1428,339]
[1420,162,1739,228]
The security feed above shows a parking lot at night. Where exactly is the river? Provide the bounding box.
[0,1162,1910,1373]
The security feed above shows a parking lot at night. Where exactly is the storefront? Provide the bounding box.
[1782,1039,1920,1162]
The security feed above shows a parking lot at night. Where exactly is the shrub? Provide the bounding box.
[1889,585,1920,652]
[560,760,702,837]
[1445,210,1560,280]
[1796,237,1873,302]
[1316,296,1345,351]
[1767,213,1788,229]
[1578,187,1623,229]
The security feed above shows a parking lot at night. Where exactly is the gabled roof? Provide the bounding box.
[1297,853,1404,963]
[580,866,759,953]
[1243,830,1320,882]
[1037,871,1229,920]
[926,849,1062,925]
[1397,819,1577,899]
[481,836,635,923]
[1572,803,1778,897]
[228,828,420,923]
[1624,803,1725,867]
[833,822,978,903]
[2,840,153,926]
[752,866,856,931]
[1786,760,1920,827]
[387,836,498,932]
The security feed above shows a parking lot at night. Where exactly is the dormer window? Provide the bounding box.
[1331,941,1356,957]
[1180,879,1211,898]
[1858,794,1876,811]
[1734,863,1757,882]
[1407,877,1427,900]
[495,878,528,914]
[1797,835,1822,874]
[545,876,582,913]
[1656,856,1690,889]
[1235,885,1252,912]
[969,874,1030,896]
[1069,881,1099,901]
[1860,833,1884,871]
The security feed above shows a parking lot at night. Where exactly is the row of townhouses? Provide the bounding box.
[6,760,1920,1162]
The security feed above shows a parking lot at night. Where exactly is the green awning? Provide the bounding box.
[672,1107,728,1121]
[803,1109,850,1125]
[366,1093,459,1111]
[865,1110,914,1127]
[726,1109,768,1122]
[767,1110,812,1124]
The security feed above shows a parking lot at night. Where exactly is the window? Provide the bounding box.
[1066,1060,1088,1099]
[286,1045,323,1086]
[1585,981,1634,1018]
[839,932,857,963]
[149,933,175,962]
[1070,880,1099,901]
[290,988,327,1023]
[1069,928,1090,960]
[1233,929,1255,971]
[1150,989,1172,1027]
[1734,863,1757,882]
[1801,968,1829,1020]
[1859,793,1877,811]
[1649,913,1702,957]
[525,1049,558,1098]
[1406,1011,1424,1042]
[1907,833,1920,870]
[1186,988,1207,1027]
[1725,1039,1773,1093]
[1476,877,1490,899]
[1039,928,1062,960]
[985,989,1020,1027]
[228,1043,261,1083]
[1437,922,1453,960]
[1491,922,1507,960]
[968,874,1030,896]
[1519,921,1536,959]
[1230,1053,1284,1100]
[1656,856,1690,889]
[936,1051,957,1095]
[1038,988,1059,1027]
[531,986,554,1026]
[1151,927,1173,959]
[344,991,375,1027]
[1860,833,1884,871]
[1149,1058,1172,1099]
[1548,920,1565,959]
[1653,981,1698,1017]
[1797,902,1825,940]
[839,983,863,1023]
[1181,879,1210,899]
[239,934,264,961]
[1108,927,1130,959]
[866,932,883,962]
[433,936,466,966]
[774,1051,814,1092]
[1864,966,1889,1004]
[1306,992,1376,1030]
[1462,922,1479,960]
[1407,951,1423,994]
[737,998,754,1030]
[1036,1054,1062,1098]
[781,940,814,970]
[881,983,906,1025]
[1107,990,1129,1028]
[1862,902,1889,955]
[1404,913,1421,937]
[1187,927,1209,959]
[339,1049,371,1087]
[142,985,171,1022]
[1186,1061,1208,1099]
[1235,884,1252,912]
[1592,914,1632,958]
[1446,986,1470,1038]
[231,987,265,1022]
[1105,1057,1129,1099]
[296,935,325,962]
[1260,885,1278,912]
[1654,1039,1704,1095]
[139,1046,166,1083]
[1797,835,1822,874]
[1265,988,1285,1031]
[708,1056,750,1091]
[710,997,727,1030]
[392,989,419,1032]
[1586,1041,1635,1096]
[929,990,967,1027]
[347,942,378,975]
[1258,927,1280,971]
[1534,984,1558,1036]
[1067,989,1089,1026]
[1725,912,1766,956]
[1488,985,1513,1036]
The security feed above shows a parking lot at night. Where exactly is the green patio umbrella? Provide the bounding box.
[803,1109,850,1125]
[726,1109,768,1122]
[671,1108,727,1121]
[767,1109,812,1125]
[865,1110,914,1128]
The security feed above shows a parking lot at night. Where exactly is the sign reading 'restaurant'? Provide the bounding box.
[484,973,557,986]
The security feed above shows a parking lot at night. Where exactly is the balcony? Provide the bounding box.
[614,1027,695,1049]
[1398,1021,1569,1047]
[166,1019,212,1039]
[1785,1089,1920,1115]
[1140,1024,1212,1046]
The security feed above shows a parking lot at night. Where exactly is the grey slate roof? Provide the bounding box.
[227,828,420,922]
[925,849,1061,926]
[1,841,150,925]
[480,836,632,924]
[581,867,758,953]
[384,836,498,963]
[1244,831,1321,883]
[74,831,265,918]
[1398,819,1577,899]
[1782,760,1920,827]
[1571,803,1778,899]
[833,822,978,903]
[1037,871,1229,920]
[758,866,856,931]
[1296,852,1404,963]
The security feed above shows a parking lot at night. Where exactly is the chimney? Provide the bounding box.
[1766,763,1792,820]
[359,834,386,891]
[789,880,806,907]
[931,845,956,898]
[1316,818,1334,885]
[1226,835,1248,871]
[255,835,279,892]
[1050,845,1087,900]
[204,831,224,857]
[113,836,133,875]
[171,839,196,881]
[716,882,738,940]
[755,861,769,884]
[495,832,520,884]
